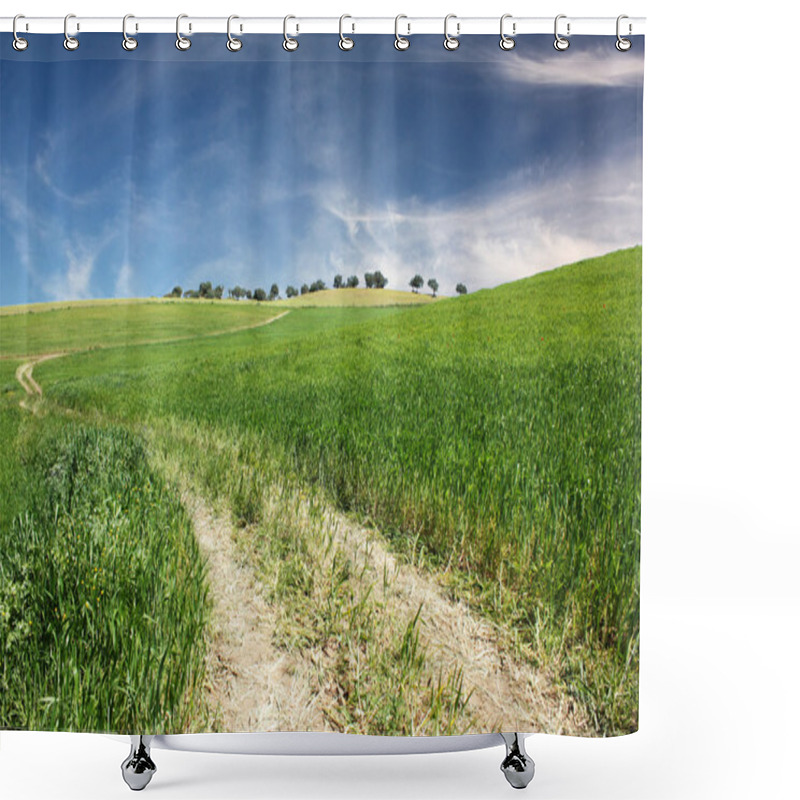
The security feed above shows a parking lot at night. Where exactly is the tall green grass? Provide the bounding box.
[0,419,209,732]
[40,247,641,734]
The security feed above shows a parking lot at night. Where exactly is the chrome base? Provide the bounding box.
[500,733,535,789]
[121,735,156,791]
[116,731,533,790]
[136,731,503,756]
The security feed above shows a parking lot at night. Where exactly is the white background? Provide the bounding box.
[2,1,799,798]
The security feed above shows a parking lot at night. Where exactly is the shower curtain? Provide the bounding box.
[0,30,643,740]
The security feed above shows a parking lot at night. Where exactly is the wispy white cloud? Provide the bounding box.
[489,45,645,88]
[303,157,641,295]
[45,234,115,301]
[0,169,34,275]
[34,147,108,207]
[2,165,120,302]
[48,247,95,301]
[114,262,134,298]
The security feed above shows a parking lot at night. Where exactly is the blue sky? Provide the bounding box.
[0,34,643,305]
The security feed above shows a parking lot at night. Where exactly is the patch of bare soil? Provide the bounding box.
[183,490,328,732]
[14,354,67,409]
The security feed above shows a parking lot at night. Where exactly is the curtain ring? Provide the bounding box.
[339,14,354,51]
[394,14,410,51]
[554,14,570,51]
[122,14,138,51]
[63,13,79,51]
[443,14,460,51]
[227,15,243,51]
[176,14,191,50]
[616,15,632,51]
[283,15,299,51]
[499,14,515,50]
[12,14,29,51]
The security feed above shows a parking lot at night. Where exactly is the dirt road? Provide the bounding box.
[180,479,590,735]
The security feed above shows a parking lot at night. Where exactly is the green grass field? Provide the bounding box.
[0,247,641,735]
[0,299,283,357]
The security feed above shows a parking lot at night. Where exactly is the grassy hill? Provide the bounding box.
[0,289,434,356]
[278,287,436,307]
[0,296,172,317]
[1,247,641,736]
[0,301,283,358]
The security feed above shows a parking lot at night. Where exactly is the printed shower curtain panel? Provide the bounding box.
[0,30,643,741]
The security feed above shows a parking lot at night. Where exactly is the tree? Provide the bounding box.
[269,283,280,301]
[213,284,224,300]
[231,285,246,300]
[346,275,359,288]
[199,281,213,298]
[410,274,423,293]
[364,272,375,289]
[300,283,309,295]
[309,279,326,293]
[286,285,298,298]
[333,274,343,289]
[456,283,468,295]
[373,270,388,289]
[253,287,267,302]
[171,285,182,298]
[245,289,252,300]
[183,289,199,299]
[427,278,439,297]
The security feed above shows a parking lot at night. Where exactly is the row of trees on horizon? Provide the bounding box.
[167,273,468,301]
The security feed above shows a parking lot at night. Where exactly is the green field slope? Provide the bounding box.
[1,296,168,317]
[0,300,283,357]
[30,246,641,734]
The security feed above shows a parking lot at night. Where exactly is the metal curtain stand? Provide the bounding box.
[120,731,535,791]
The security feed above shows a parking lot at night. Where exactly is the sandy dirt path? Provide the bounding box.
[182,491,327,732]
[14,354,68,409]
[181,476,590,735]
[306,504,591,735]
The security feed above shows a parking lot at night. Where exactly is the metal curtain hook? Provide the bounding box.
[616,14,632,51]
[499,14,515,50]
[554,14,570,51]
[443,14,460,51]
[283,15,298,51]
[12,14,29,51]
[176,14,191,50]
[339,14,354,50]
[227,15,242,51]
[63,13,79,51]
[122,14,138,51]
[394,14,410,50]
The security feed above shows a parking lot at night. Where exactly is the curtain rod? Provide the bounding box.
[1,16,645,37]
